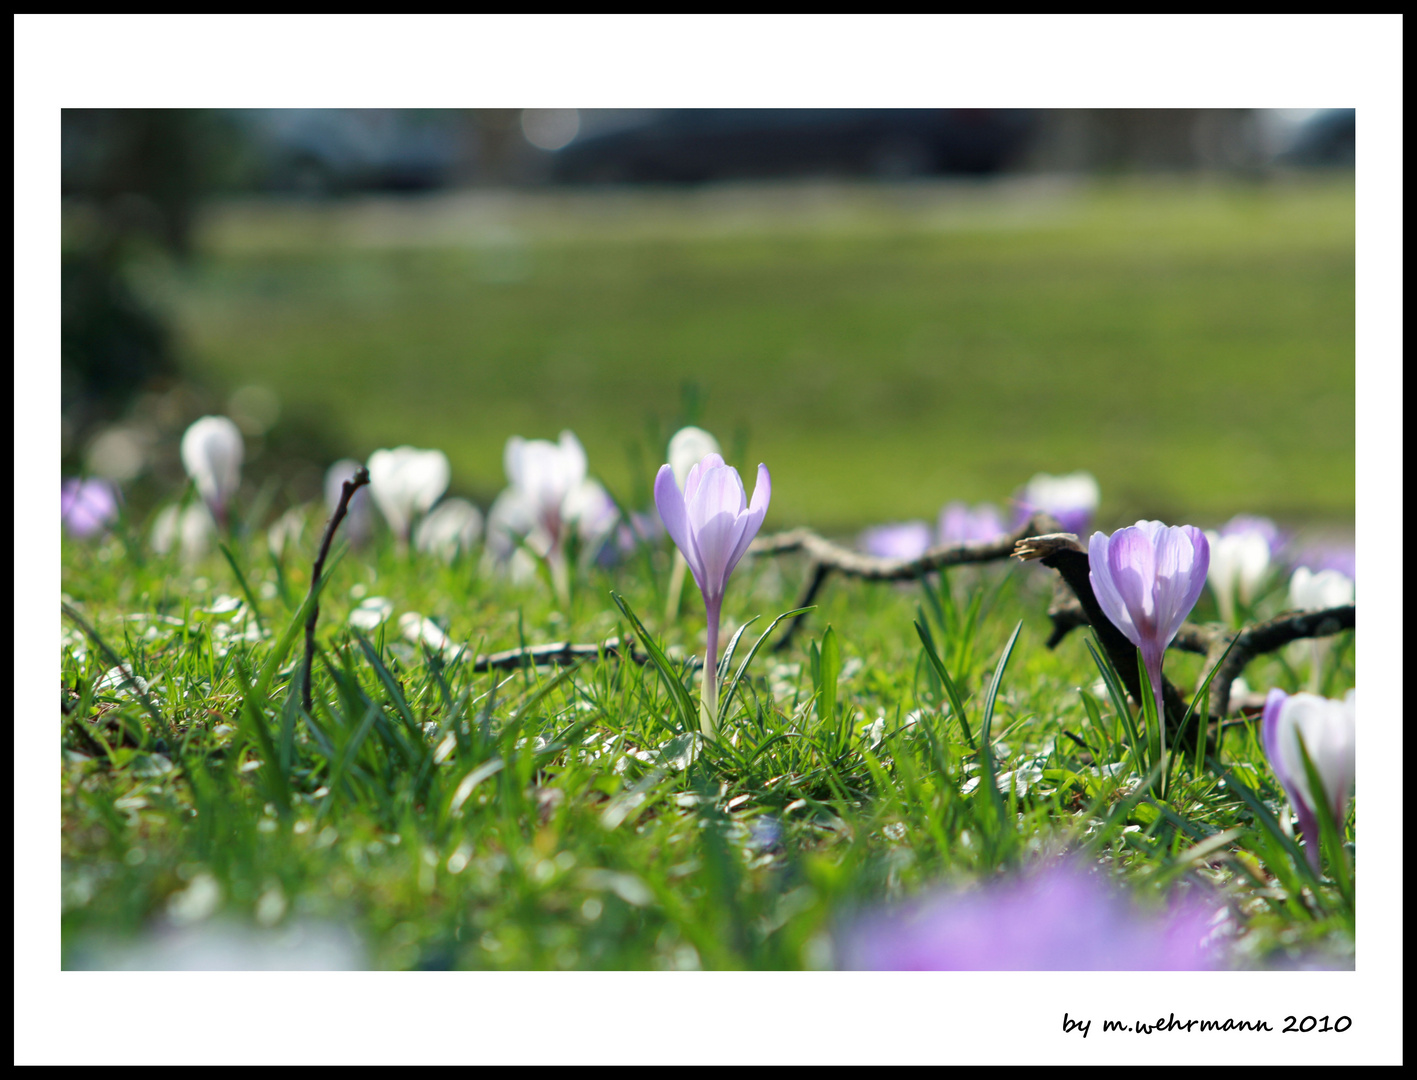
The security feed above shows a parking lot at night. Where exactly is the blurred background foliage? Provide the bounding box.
[61,108,1354,531]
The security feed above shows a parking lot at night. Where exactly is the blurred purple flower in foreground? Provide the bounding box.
[840,861,1221,970]
[1089,520,1209,721]
[859,521,931,560]
[938,501,1006,545]
[61,478,120,538]
[1015,471,1100,535]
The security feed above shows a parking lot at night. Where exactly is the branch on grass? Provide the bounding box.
[749,512,1062,651]
[1015,534,1356,721]
[303,466,370,713]
[469,635,669,672]
[1173,605,1355,719]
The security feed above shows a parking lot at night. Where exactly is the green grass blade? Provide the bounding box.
[719,606,814,719]
[217,541,267,638]
[610,591,696,733]
[913,620,975,749]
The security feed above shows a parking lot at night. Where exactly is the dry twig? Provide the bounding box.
[748,512,1062,650]
[303,466,370,713]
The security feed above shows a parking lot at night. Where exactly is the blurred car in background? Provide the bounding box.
[549,109,1039,184]
[1277,109,1355,167]
[235,109,472,195]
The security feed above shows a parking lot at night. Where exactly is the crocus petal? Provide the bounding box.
[1105,528,1158,641]
[722,463,771,581]
[683,453,727,508]
[1262,688,1356,843]
[654,464,700,583]
[368,447,451,539]
[180,416,244,513]
[1153,526,1208,645]
[558,430,588,488]
[686,462,747,531]
[1260,688,1289,779]
[1088,531,1139,645]
[690,507,748,600]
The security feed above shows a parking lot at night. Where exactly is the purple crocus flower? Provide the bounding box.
[841,861,1222,970]
[1088,521,1210,722]
[654,453,770,738]
[1014,471,1100,536]
[61,478,120,538]
[859,521,931,560]
[938,501,1006,545]
[1293,543,1357,582]
[1261,687,1355,873]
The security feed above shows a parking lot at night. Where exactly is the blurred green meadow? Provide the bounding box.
[159,175,1353,530]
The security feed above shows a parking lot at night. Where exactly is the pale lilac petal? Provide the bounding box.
[747,463,771,517]
[654,464,698,581]
[1261,688,1289,781]
[691,508,747,600]
[1089,531,1139,645]
[682,453,726,506]
[557,430,588,488]
[723,465,772,580]
[1106,528,1158,641]
[1152,526,1208,643]
[686,464,746,532]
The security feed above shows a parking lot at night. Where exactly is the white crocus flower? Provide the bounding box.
[1289,566,1356,612]
[367,447,451,543]
[491,431,603,602]
[325,458,374,546]
[1205,529,1271,624]
[180,416,244,523]
[1261,688,1355,871]
[414,498,484,563]
[668,426,721,487]
[151,503,217,564]
[503,431,587,547]
[563,477,620,557]
[1288,566,1355,692]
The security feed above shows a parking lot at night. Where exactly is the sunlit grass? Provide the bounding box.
[60,522,1355,970]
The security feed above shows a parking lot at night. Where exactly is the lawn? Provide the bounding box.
[162,176,1355,531]
[60,175,1357,974]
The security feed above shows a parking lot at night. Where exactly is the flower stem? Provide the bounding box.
[700,594,721,739]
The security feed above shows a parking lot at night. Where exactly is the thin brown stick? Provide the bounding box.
[302,466,370,713]
[469,636,657,672]
[1016,534,1355,720]
[749,512,1062,650]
